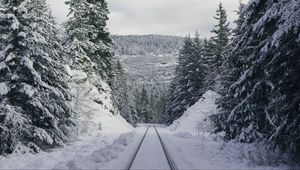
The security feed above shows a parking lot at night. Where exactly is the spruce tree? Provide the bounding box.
[0,0,73,154]
[65,0,114,84]
[213,0,300,159]
[210,3,231,75]
[212,1,245,140]
[111,60,132,124]
[167,34,207,122]
[138,86,152,123]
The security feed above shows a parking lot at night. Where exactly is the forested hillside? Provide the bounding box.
[112,35,183,55]
[112,35,183,124]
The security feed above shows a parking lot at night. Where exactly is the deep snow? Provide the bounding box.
[0,126,145,169]
[169,90,218,135]
[163,90,294,169]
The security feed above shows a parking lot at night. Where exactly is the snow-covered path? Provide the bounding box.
[130,125,170,170]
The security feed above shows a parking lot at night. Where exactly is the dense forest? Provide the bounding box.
[112,35,183,55]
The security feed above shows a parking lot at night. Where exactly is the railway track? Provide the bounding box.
[126,125,178,170]
[154,125,178,170]
[125,125,150,170]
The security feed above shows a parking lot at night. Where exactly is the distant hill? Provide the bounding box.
[112,35,183,122]
[112,35,184,55]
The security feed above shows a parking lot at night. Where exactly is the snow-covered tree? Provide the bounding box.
[167,34,208,122]
[112,35,184,55]
[111,60,132,124]
[210,3,231,75]
[213,0,300,159]
[0,0,73,154]
[65,0,114,83]
[138,86,153,123]
[212,1,246,141]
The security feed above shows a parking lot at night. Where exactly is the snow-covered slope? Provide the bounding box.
[165,90,292,169]
[169,90,218,135]
[69,67,133,137]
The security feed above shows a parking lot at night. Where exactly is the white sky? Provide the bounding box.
[47,0,248,37]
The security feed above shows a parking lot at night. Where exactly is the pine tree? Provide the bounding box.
[232,1,245,37]
[0,0,73,154]
[111,59,132,124]
[65,0,114,84]
[210,3,231,75]
[138,86,152,123]
[167,34,208,122]
[213,0,300,159]
[212,1,246,140]
[167,36,194,122]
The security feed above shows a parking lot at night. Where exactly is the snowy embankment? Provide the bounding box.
[169,90,218,135]
[163,90,292,169]
[68,68,133,136]
[0,130,140,169]
[0,67,135,169]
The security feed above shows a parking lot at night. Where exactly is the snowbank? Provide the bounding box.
[165,90,294,169]
[91,132,135,163]
[0,131,137,169]
[169,90,218,135]
[162,131,291,169]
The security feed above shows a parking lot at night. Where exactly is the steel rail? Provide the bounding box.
[126,125,150,170]
[154,125,178,170]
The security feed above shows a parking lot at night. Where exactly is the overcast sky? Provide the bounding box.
[47,0,247,37]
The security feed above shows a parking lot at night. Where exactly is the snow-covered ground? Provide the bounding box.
[0,126,148,169]
[169,90,218,135]
[160,90,294,169]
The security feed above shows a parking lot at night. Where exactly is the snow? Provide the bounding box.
[69,69,132,136]
[6,14,19,30]
[20,56,50,89]
[159,127,290,170]
[164,90,293,169]
[19,83,35,97]
[17,32,26,38]
[17,1,28,15]
[0,126,147,169]
[32,31,46,44]
[0,132,132,169]
[169,90,218,135]
[0,82,9,95]
[33,128,54,145]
